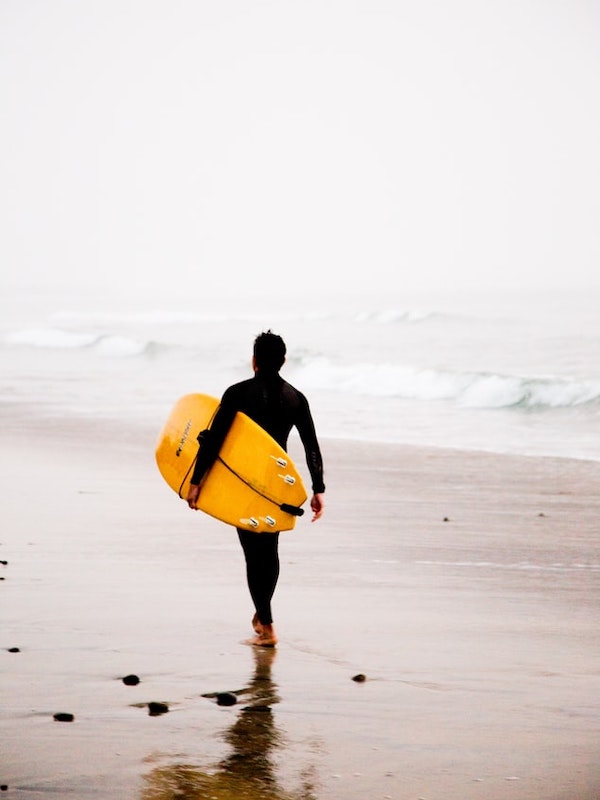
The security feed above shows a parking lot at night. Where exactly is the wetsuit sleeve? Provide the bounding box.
[295,395,325,494]
[190,388,238,485]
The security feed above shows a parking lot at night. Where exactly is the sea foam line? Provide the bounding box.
[415,561,600,573]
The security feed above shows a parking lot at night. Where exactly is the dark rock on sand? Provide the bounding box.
[352,673,367,682]
[7,647,20,653]
[53,713,75,722]
[216,692,238,706]
[122,674,140,686]
[148,702,169,716]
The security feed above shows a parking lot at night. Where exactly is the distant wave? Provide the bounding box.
[353,308,442,324]
[48,309,331,326]
[4,328,152,357]
[48,306,445,327]
[293,358,600,410]
[7,326,600,411]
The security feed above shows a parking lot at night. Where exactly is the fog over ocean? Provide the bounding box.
[1,1,599,460]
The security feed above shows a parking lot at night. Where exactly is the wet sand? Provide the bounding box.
[1,411,599,799]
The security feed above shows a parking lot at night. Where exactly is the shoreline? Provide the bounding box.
[1,411,599,799]
[5,397,600,466]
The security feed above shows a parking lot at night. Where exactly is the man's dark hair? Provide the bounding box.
[253,330,286,373]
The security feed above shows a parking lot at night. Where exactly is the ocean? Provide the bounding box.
[1,284,599,462]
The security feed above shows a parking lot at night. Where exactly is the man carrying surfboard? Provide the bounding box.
[186,331,325,647]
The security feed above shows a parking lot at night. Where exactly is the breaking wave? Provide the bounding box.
[292,358,600,410]
[4,327,152,357]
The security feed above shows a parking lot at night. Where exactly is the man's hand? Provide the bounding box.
[310,493,325,522]
[187,484,201,510]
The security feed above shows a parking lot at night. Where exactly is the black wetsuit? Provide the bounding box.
[191,372,325,625]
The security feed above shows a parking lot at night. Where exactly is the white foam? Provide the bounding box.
[5,328,99,349]
[94,335,149,357]
[5,327,148,358]
[293,358,600,410]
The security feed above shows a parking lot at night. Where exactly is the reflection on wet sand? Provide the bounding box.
[141,648,317,800]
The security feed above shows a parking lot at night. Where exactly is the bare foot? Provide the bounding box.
[248,624,278,647]
[252,613,263,635]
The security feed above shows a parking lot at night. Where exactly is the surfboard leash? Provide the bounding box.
[215,456,305,517]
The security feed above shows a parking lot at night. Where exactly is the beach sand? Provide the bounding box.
[1,410,599,799]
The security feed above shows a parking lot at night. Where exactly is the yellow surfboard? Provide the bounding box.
[155,394,307,532]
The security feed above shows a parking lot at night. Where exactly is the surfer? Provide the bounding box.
[187,331,325,647]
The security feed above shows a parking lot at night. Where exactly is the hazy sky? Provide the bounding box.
[1,0,599,300]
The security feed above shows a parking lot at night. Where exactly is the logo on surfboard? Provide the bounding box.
[176,419,192,456]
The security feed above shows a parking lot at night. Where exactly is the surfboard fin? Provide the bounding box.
[279,503,304,517]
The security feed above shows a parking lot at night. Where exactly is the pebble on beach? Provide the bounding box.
[53,713,75,722]
[216,692,238,706]
[147,702,169,716]
[352,673,367,682]
[122,674,140,686]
